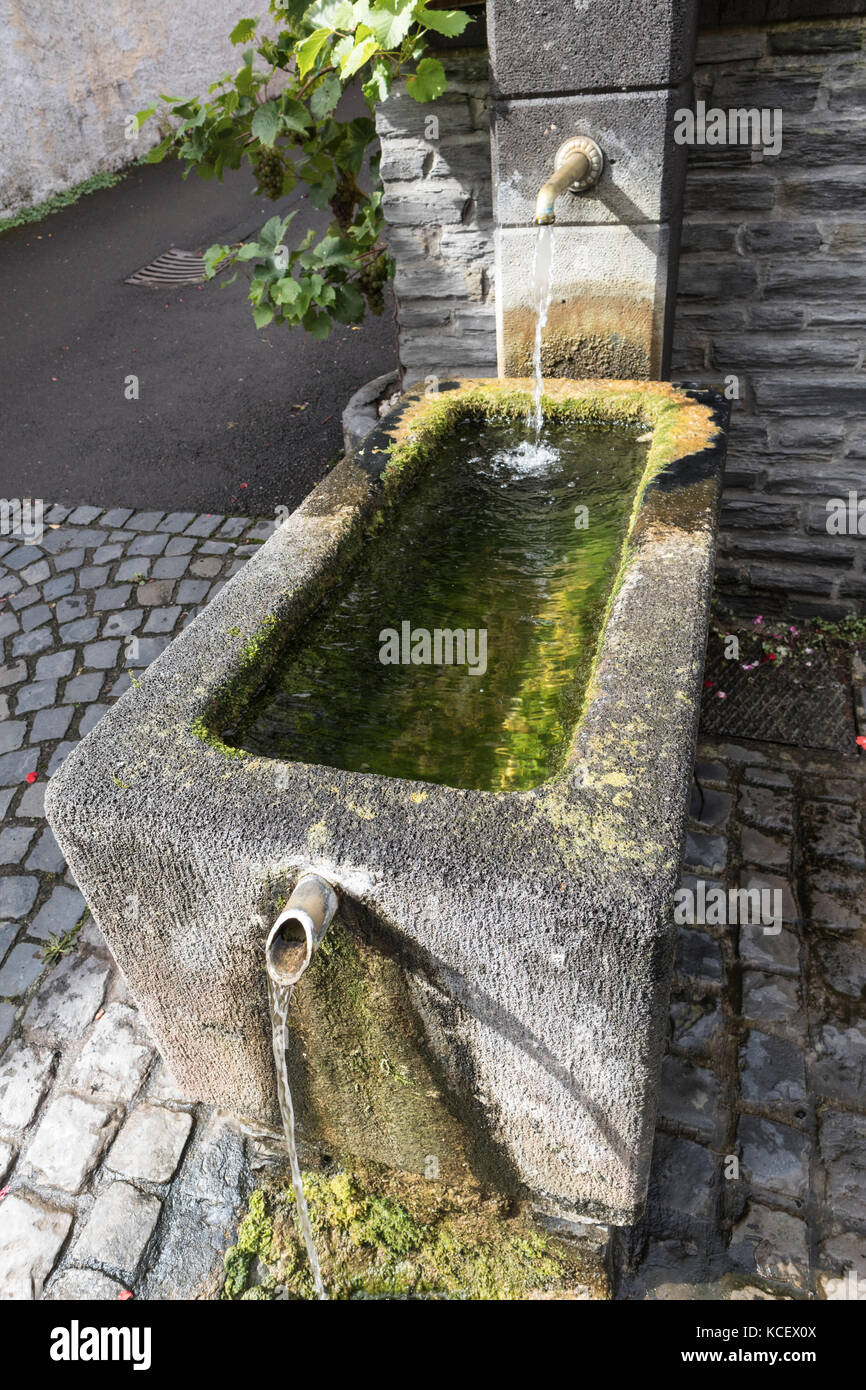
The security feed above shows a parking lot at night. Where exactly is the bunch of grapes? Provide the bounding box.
[330,176,360,231]
[357,251,390,316]
[253,147,285,199]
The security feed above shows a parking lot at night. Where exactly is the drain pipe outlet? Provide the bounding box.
[265,873,339,987]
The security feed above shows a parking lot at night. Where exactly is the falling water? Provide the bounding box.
[267,975,328,1299]
[529,223,556,439]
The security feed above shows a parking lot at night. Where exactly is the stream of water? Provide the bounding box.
[529,224,556,442]
[267,975,327,1299]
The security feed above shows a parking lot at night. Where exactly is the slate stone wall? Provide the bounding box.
[672,16,866,616]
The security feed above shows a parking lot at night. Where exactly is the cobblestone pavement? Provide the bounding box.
[615,739,866,1301]
[0,509,863,1298]
[0,505,278,1300]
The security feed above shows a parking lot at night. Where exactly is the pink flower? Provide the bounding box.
[716,691,727,700]
[753,615,763,625]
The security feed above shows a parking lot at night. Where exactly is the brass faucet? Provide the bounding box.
[534,136,604,224]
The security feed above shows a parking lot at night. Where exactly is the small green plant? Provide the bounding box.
[138,0,470,337]
[40,922,84,965]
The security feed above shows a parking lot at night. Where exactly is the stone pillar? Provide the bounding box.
[488,0,699,379]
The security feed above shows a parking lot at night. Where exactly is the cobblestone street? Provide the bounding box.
[617,740,866,1301]
[0,506,864,1299]
[0,505,274,1300]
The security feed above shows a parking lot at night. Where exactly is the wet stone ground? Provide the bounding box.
[0,507,863,1298]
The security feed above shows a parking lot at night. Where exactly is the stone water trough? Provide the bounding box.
[47,378,728,1226]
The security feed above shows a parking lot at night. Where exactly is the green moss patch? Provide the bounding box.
[223,1163,606,1301]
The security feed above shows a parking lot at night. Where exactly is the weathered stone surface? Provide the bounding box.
[0,0,247,220]
[648,1133,716,1219]
[669,995,722,1056]
[24,952,110,1041]
[812,936,866,999]
[25,1093,115,1192]
[740,1031,807,1111]
[741,971,801,1024]
[0,875,38,918]
[0,1194,72,1299]
[0,942,44,997]
[0,1137,14,1180]
[43,1267,126,1300]
[819,1110,866,1225]
[29,885,85,941]
[675,927,723,982]
[138,1112,250,1300]
[108,1104,192,1183]
[803,803,865,870]
[488,0,698,94]
[689,785,732,830]
[737,1115,809,1199]
[739,922,800,975]
[811,1020,866,1106]
[740,826,789,870]
[737,785,794,835]
[659,1057,720,1138]
[729,1204,809,1291]
[817,1230,866,1300]
[72,1180,161,1274]
[0,1040,54,1129]
[64,1003,154,1103]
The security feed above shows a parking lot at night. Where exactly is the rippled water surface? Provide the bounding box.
[234,417,648,790]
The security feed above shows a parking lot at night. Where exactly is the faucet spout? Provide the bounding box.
[534,136,604,225]
[265,872,338,986]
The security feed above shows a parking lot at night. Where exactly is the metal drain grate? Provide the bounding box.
[699,648,855,751]
[125,248,208,286]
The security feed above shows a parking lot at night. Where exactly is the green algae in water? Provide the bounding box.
[236,418,647,791]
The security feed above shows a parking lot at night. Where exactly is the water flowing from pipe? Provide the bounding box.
[267,975,327,1299]
[529,224,556,441]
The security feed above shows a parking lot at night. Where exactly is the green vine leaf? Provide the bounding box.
[251,100,281,146]
[229,17,259,44]
[310,72,342,118]
[406,55,447,101]
[415,6,471,37]
[296,26,333,77]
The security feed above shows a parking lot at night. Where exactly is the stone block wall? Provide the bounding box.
[672,16,866,616]
[376,51,497,386]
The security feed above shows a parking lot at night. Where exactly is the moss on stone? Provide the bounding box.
[222,1189,275,1298]
[223,1163,606,1301]
[284,917,475,1181]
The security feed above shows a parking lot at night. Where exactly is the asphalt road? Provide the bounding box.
[0,154,397,516]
